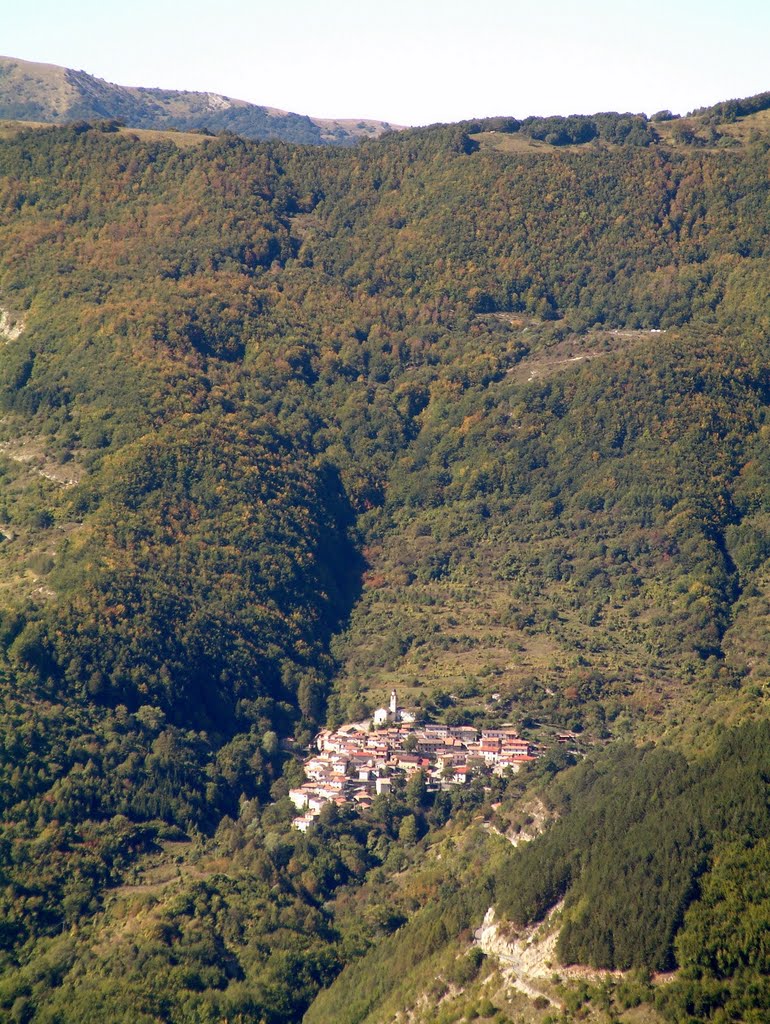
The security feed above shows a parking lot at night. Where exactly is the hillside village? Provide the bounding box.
[290,689,540,830]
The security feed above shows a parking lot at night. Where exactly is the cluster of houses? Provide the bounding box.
[289,689,538,831]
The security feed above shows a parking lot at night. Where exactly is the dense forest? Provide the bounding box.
[2,97,770,1021]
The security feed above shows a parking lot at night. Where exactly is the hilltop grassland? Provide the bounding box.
[0,118,212,147]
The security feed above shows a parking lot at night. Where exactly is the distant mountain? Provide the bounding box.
[0,54,398,144]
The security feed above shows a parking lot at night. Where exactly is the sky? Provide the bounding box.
[5,0,770,126]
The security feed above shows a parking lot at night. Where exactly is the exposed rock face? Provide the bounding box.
[485,796,554,847]
[475,904,562,1004]
[476,900,626,1009]
[0,307,24,341]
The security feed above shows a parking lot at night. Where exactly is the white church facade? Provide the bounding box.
[372,689,416,728]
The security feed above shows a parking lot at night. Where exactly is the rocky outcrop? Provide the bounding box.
[475,900,626,1008]
[475,905,562,1005]
[0,307,24,341]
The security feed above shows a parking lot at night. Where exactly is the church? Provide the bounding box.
[372,689,416,728]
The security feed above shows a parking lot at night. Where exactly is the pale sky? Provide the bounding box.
[5,0,770,126]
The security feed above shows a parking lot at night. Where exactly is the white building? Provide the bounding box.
[373,689,416,727]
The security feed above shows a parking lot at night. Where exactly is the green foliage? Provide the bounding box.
[305,829,501,1024]
[38,414,357,730]
[495,722,770,973]
[653,838,770,1022]
[690,90,770,123]
[518,112,654,147]
[1,104,770,1023]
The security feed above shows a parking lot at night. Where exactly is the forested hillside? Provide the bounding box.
[1,101,770,1021]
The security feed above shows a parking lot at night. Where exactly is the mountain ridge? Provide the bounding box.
[0,54,400,145]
